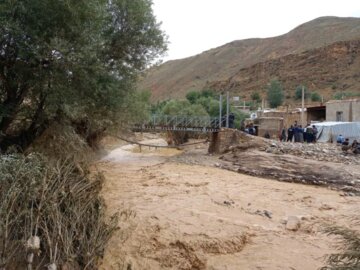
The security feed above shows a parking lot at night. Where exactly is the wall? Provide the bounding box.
[257,111,303,128]
[255,117,284,139]
[208,128,256,154]
[326,99,360,122]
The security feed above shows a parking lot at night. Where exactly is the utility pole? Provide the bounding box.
[301,85,305,126]
[226,91,230,128]
[219,94,222,128]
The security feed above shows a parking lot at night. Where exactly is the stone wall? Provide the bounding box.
[257,110,305,129]
[208,128,265,154]
[255,117,284,139]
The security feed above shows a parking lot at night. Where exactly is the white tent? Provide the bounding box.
[314,122,360,143]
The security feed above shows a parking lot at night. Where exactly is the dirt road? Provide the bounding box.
[98,138,359,270]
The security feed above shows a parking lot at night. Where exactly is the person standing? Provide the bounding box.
[312,125,318,142]
[294,124,300,142]
[305,124,313,143]
[287,125,294,142]
[280,128,287,141]
[299,125,304,143]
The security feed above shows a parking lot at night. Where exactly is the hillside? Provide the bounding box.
[208,39,360,102]
[139,16,360,102]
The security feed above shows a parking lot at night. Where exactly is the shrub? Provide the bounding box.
[0,154,118,269]
[251,92,261,103]
[321,221,360,270]
[311,92,322,102]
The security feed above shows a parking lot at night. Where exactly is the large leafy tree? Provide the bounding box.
[0,0,167,151]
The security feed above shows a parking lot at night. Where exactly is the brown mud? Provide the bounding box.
[97,136,360,270]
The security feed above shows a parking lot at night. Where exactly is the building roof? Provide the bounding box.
[326,98,360,104]
[306,105,326,112]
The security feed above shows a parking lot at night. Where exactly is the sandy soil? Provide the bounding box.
[97,139,360,270]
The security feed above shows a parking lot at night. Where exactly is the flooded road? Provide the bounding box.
[98,138,359,270]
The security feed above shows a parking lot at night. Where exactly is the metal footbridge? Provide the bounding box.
[133,114,223,133]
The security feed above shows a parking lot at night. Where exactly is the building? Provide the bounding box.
[326,99,360,122]
[306,105,326,123]
[254,117,284,139]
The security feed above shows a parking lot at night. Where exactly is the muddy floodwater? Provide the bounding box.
[97,137,360,270]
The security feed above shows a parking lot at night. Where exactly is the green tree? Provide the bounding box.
[161,99,208,117]
[294,85,309,100]
[251,92,261,103]
[311,92,322,102]
[0,0,167,151]
[200,89,216,99]
[186,91,201,104]
[267,80,284,108]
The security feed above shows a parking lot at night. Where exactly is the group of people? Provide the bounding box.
[337,135,360,154]
[279,122,318,143]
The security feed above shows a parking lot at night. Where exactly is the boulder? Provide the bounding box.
[285,216,301,231]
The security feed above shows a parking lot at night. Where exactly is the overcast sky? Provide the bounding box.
[152,0,360,61]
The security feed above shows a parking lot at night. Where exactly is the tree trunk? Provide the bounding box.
[0,84,28,134]
[0,97,48,152]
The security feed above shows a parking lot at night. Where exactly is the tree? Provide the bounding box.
[161,99,208,117]
[186,91,201,104]
[200,89,216,99]
[311,92,322,102]
[267,80,284,108]
[0,0,167,151]
[185,89,216,104]
[294,85,309,100]
[251,92,261,103]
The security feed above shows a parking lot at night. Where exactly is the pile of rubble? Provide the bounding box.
[262,141,360,165]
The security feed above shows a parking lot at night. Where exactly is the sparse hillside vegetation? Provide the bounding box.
[139,17,360,103]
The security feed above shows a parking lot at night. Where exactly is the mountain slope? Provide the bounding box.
[139,16,360,101]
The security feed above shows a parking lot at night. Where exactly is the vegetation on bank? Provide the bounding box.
[0,0,166,269]
[321,221,360,270]
[0,0,166,152]
[150,89,250,129]
[0,154,118,269]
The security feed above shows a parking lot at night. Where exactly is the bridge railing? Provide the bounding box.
[135,114,221,131]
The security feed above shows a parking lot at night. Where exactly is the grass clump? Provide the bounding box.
[0,153,118,270]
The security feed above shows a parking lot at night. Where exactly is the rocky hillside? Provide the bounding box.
[208,39,360,102]
[139,16,360,102]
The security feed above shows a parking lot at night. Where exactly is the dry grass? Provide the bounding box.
[0,153,118,270]
[321,219,360,270]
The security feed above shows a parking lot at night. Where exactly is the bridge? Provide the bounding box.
[133,114,227,133]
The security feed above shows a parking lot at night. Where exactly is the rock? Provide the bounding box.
[223,200,234,206]
[47,263,57,270]
[26,236,40,250]
[285,216,301,231]
[263,210,272,219]
[319,204,334,210]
